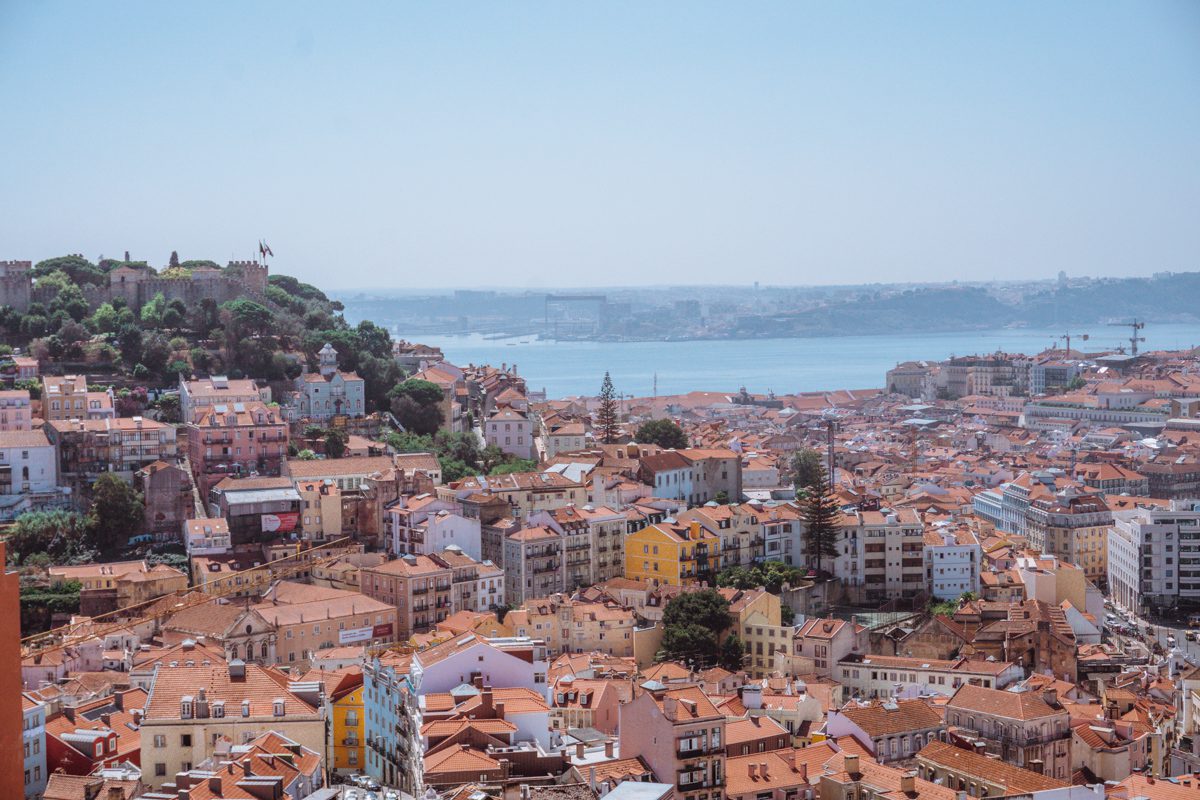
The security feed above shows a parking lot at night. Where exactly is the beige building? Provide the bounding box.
[140,661,324,788]
[297,479,344,543]
[1026,491,1112,585]
[251,585,397,669]
[944,684,1071,780]
[916,740,1069,797]
[41,375,114,421]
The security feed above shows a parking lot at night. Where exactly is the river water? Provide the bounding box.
[374,324,1200,399]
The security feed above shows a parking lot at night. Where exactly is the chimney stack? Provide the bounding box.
[748,763,758,779]
[1042,687,1058,707]
[844,754,860,776]
[901,772,916,794]
[605,740,614,758]
[576,742,586,760]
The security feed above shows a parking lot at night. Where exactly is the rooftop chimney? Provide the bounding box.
[604,740,614,758]
[1042,687,1058,707]
[844,754,860,776]
[748,763,758,779]
[576,742,586,760]
[901,772,916,794]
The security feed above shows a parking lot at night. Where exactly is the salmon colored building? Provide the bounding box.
[0,541,25,798]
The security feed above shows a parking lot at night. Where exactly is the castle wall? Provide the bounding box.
[0,260,271,314]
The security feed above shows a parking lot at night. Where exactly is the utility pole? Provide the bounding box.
[825,417,837,495]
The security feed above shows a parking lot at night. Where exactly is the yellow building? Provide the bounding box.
[304,666,365,775]
[623,520,719,587]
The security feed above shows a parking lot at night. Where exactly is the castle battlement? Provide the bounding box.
[0,261,32,276]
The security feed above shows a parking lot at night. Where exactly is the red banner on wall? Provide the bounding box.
[261,512,299,533]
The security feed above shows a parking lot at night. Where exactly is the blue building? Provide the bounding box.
[22,693,46,799]
[363,655,422,794]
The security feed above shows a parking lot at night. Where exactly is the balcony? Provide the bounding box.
[677,742,720,758]
[411,586,429,595]
[343,737,360,746]
[677,777,711,791]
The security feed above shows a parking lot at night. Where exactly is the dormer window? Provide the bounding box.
[212,701,225,718]
[180,697,193,719]
[242,700,251,717]
[273,699,285,717]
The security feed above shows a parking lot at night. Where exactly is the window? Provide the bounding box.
[155,763,167,777]
[154,734,166,748]
[181,734,192,747]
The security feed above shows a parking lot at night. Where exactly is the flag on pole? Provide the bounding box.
[263,242,274,257]
[258,241,266,259]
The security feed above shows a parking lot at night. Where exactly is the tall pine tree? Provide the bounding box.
[597,371,619,444]
[801,464,840,574]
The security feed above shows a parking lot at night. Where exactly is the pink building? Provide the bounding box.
[620,684,727,800]
[186,401,288,497]
[0,390,31,431]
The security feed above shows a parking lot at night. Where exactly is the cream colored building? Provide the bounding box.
[140,661,324,788]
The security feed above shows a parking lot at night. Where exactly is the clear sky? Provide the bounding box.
[1,2,1197,289]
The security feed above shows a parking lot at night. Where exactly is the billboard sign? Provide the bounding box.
[261,512,299,533]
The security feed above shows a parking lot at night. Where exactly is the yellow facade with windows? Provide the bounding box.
[623,520,717,587]
[332,683,365,773]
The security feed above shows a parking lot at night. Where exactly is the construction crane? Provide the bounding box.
[1108,319,1146,357]
[1059,331,1089,356]
[22,536,358,660]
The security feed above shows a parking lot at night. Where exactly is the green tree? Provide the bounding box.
[801,464,840,573]
[438,458,474,483]
[663,588,732,632]
[434,430,481,467]
[790,449,824,493]
[33,255,105,285]
[221,299,274,338]
[490,459,536,475]
[325,428,348,459]
[659,623,717,666]
[153,394,181,423]
[656,590,736,669]
[480,444,509,473]
[87,473,145,554]
[6,510,91,564]
[389,379,445,436]
[296,449,318,460]
[140,292,167,328]
[635,418,688,449]
[384,431,435,453]
[720,634,747,671]
[597,372,619,444]
[169,250,180,268]
[780,605,795,625]
[88,303,121,334]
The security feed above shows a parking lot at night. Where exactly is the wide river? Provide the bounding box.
[368,324,1200,399]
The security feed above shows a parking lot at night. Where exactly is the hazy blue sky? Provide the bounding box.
[1,2,1197,289]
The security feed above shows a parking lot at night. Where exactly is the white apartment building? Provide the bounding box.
[1109,502,1200,613]
[924,524,982,600]
[834,653,1023,700]
[834,508,926,604]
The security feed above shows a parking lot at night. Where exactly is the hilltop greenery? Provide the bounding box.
[0,253,403,408]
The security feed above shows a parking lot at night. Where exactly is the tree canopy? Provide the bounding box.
[389,379,445,435]
[659,589,734,668]
[635,418,688,449]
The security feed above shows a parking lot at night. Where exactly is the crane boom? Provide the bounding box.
[1107,319,1146,356]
